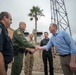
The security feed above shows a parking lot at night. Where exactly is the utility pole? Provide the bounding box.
[50,0,72,35]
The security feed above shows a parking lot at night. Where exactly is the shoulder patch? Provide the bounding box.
[17,31,21,35]
[0,28,2,34]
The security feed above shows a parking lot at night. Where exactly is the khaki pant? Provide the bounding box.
[24,52,34,75]
[60,55,76,75]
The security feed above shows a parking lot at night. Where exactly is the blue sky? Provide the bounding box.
[0,0,76,40]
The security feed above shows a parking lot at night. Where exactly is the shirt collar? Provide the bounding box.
[53,30,58,36]
[18,28,24,32]
[44,38,49,40]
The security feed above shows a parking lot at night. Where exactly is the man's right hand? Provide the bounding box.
[35,46,45,51]
[30,49,35,53]
[35,46,39,51]
[26,48,35,53]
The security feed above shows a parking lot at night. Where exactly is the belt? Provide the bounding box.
[59,54,71,57]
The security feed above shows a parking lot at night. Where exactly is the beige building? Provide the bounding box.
[7,28,43,44]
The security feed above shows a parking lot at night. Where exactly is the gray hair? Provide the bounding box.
[0,12,9,20]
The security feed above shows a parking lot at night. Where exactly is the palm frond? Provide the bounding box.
[28,6,45,20]
[28,13,32,16]
[30,18,33,21]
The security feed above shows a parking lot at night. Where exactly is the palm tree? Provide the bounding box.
[28,6,44,43]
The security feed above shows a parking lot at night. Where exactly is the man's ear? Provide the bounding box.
[4,16,7,21]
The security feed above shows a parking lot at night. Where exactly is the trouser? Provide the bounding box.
[60,55,76,75]
[42,50,54,75]
[11,52,24,75]
[24,52,34,75]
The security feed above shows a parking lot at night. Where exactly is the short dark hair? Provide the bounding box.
[44,32,48,34]
[0,12,9,20]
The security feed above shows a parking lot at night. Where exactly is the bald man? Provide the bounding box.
[11,22,35,75]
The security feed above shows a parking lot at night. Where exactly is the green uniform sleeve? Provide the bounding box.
[13,30,35,48]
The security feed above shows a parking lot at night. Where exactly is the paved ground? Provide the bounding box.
[7,69,63,75]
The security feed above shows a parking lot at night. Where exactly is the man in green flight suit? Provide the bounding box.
[11,22,36,75]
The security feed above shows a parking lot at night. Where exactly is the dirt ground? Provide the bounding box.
[8,50,63,74]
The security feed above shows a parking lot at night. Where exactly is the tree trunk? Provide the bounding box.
[35,17,37,44]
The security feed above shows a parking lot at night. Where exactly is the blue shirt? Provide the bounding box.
[44,31,76,55]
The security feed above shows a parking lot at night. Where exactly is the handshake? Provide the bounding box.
[26,46,44,54]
